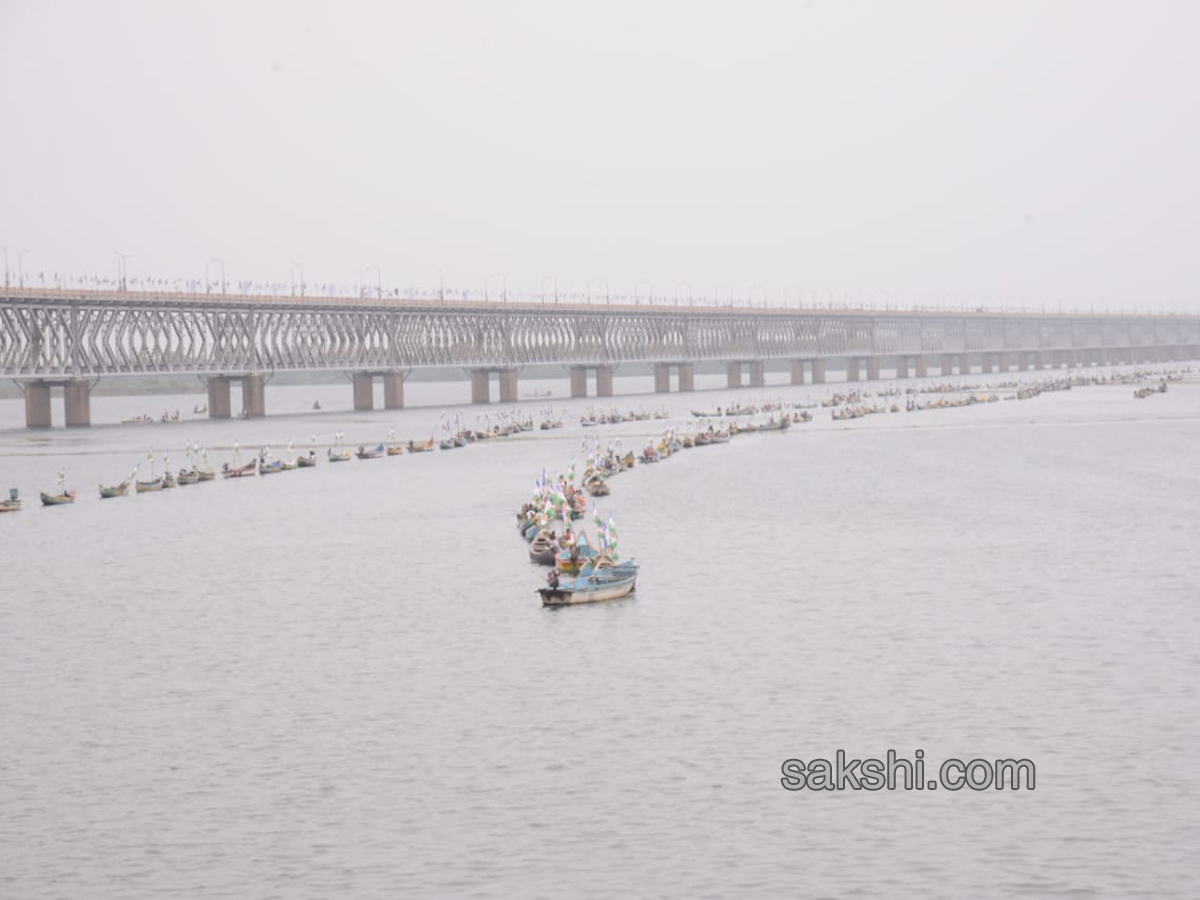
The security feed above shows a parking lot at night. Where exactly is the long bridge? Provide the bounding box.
[2,287,1197,427]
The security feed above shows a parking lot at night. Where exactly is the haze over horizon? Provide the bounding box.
[2,1,1197,311]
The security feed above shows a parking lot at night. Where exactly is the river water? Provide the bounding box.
[1,367,1197,898]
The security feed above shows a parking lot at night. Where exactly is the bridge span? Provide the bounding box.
[2,287,1197,427]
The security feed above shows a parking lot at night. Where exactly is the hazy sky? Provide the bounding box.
[2,1,1197,309]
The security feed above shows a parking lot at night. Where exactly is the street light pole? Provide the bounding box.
[115,252,130,292]
[674,281,692,308]
[435,269,445,305]
[0,245,8,296]
[18,249,31,288]
[290,262,304,297]
[634,278,652,307]
[360,266,381,299]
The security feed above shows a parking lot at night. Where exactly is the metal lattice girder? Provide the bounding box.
[0,291,1196,378]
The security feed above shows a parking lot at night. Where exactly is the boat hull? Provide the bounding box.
[40,492,76,506]
[539,575,637,606]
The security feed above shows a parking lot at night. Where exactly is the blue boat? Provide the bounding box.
[539,559,639,606]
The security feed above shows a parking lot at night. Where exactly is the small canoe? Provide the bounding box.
[280,458,299,471]
[529,530,558,566]
[175,470,200,485]
[408,440,434,453]
[162,472,177,488]
[356,443,385,460]
[99,481,130,499]
[259,460,284,475]
[585,478,610,497]
[0,498,21,512]
[137,477,164,492]
[297,453,318,467]
[195,468,217,481]
[222,462,257,478]
[40,491,77,506]
[327,449,352,463]
[386,444,405,456]
[438,439,457,450]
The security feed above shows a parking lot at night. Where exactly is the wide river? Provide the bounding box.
[1,368,1197,898]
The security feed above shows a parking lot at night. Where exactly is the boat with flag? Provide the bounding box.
[41,469,76,505]
[356,443,385,460]
[327,432,351,462]
[99,480,131,499]
[539,558,639,606]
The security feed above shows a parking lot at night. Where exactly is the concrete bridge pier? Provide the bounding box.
[471,369,491,403]
[498,368,519,403]
[866,358,880,381]
[353,373,375,410]
[569,366,589,398]
[915,356,929,378]
[727,362,744,389]
[654,364,671,393]
[242,375,266,417]
[24,381,52,428]
[749,360,765,387]
[597,365,615,397]
[207,376,232,418]
[64,379,92,427]
[677,363,694,392]
[812,359,826,384]
[845,358,860,382]
[383,371,406,409]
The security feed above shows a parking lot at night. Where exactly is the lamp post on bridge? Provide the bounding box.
[435,269,445,306]
[541,275,558,306]
[359,266,381,299]
[674,281,692,308]
[115,252,130,293]
[0,245,7,298]
[588,276,609,307]
[205,257,225,295]
[485,273,507,309]
[634,278,652,307]
[290,262,304,298]
[18,249,31,288]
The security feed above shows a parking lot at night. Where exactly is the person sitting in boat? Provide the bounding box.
[547,569,560,588]
[561,526,574,547]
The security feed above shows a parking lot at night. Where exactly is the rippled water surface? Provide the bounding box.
[2,370,1198,898]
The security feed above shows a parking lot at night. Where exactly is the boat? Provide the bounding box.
[0,488,21,512]
[556,531,599,574]
[40,490,77,506]
[639,445,660,464]
[328,449,351,462]
[386,444,405,456]
[137,476,164,492]
[99,481,130,498]
[162,472,177,488]
[221,462,257,478]
[356,443,385,460]
[408,439,434,453]
[280,458,299,471]
[259,459,284,475]
[297,451,319,468]
[175,469,200,485]
[585,477,611,497]
[529,529,558,566]
[121,415,154,425]
[539,559,639,606]
[312,400,322,410]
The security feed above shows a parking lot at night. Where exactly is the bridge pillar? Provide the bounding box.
[677,363,694,392]
[471,369,491,403]
[64,379,92,427]
[654,364,672,393]
[569,366,588,398]
[498,368,519,403]
[895,356,909,379]
[790,360,806,385]
[596,365,615,397]
[24,381,52,428]
[727,362,743,389]
[383,371,406,409]
[811,359,826,384]
[353,372,375,410]
[207,376,232,418]
[242,375,266,417]
[866,358,880,381]
[749,360,765,387]
[915,356,929,378]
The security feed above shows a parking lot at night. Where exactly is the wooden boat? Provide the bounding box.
[585,477,610,497]
[162,472,177,488]
[137,477,164,492]
[222,462,257,478]
[40,490,77,506]
[386,444,405,456]
[195,467,216,481]
[408,439,434,453]
[297,452,318,468]
[175,469,200,485]
[0,489,21,512]
[639,446,660,464]
[327,448,352,462]
[539,560,639,606]
[356,443,385,460]
[438,439,457,450]
[280,458,299,471]
[529,529,558,566]
[99,481,130,498]
[556,532,598,574]
[259,460,284,475]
